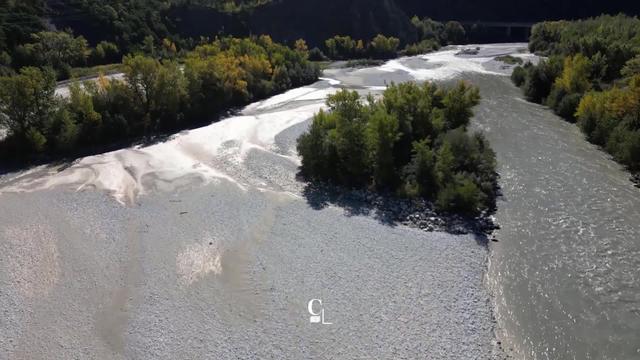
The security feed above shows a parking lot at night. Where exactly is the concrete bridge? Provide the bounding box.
[457,21,536,38]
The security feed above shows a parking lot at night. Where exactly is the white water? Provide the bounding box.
[380,49,504,80]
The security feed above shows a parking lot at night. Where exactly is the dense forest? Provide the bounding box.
[512,15,640,175]
[297,82,497,215]
[4,0,640,72]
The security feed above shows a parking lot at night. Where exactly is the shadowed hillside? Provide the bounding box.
[4,0,640,62]
[396,0,640,22]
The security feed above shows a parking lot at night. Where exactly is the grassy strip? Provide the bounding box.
[495,55,523,65]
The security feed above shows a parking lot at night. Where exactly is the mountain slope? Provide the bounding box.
[396,0,640,22]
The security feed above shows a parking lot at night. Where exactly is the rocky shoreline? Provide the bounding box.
[302,183,500,236]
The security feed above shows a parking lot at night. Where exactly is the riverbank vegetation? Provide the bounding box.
[297,82,497,215]
[323,35,401,60]
[512,14,640,174]
[0,36,319,163]
[316,18,467,62]
[403,17,466,55]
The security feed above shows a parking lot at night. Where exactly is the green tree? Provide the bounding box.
[15,31,88,77]
[443,21,466,44]
[436,174,483,214]
[554,54,592,94]
[297,109,338,180]
[308,47,327,61]
[90,41,120,65]
[528,21,566,54]
[329,90,369,185]
[382,81,440,164]
[143,35,156,57]
[123,55,187,132]
[621,55,640,78]
[0,66,57,138]
[294,39,308,54]
[511,66,527,87]
[324,36,357,60]
[50,109,79,151]
[366,105,400,188]
[404,139,437,197]
[24,126,47,152]
[523,57,562,103]
[184,55,225,118]
[435,140,456,184]
[66,82,102,143]
[442,81,481,130]
[412,17,445,43]
[403,39,439,56]
[368,34,400,59]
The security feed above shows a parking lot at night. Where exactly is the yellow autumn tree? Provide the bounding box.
[213,52,249,100]
[294,39,308,53]
[555,54,593,94]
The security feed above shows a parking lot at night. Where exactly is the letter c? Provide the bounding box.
[308,299,322,316]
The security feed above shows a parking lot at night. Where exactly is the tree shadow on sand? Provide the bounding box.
[302,181,402,226]
[299,174,501,239]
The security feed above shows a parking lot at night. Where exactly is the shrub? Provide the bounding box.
[511,66,527,87]
[556,93,583,121]
[436,174,484,214]
[403,139,437,197]
[523,58,562,103]
[25,127,47,152]
[308,47,328,61]
[496,55,523,65]
[403,39,440,56]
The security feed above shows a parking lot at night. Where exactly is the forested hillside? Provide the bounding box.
[5,0,640,65]
[47,0,415,50]
[396,0,640,22]
[51,0,640,50]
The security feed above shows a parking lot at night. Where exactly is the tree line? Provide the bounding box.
[511,14,640,174]
[297,81,497,215]
[1,0,468,82]
[309,19,466,61]
[1,0,469,77]
[0,36,319,163]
